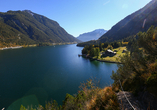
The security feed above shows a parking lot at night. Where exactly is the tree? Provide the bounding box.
[99,42,103,51]
[102,43,108,48]
[138,26,157,59]
[90,47,96,57]
[95,47,100,58]
[82,45,89,54]
[111,41,121,48]
[107,45,113,50]
[111,26,157,96]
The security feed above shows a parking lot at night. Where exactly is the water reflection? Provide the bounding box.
[0,44,117,109]
[90,60,100,67]
[7,95,39,110]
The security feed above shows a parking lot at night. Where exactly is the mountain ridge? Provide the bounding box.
[99,0,157,42]
[0,10,80,47]
[77,29,107,42]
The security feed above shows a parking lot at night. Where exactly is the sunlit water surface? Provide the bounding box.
[0,44,118,109]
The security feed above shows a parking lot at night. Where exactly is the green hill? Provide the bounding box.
[0,10,80,47]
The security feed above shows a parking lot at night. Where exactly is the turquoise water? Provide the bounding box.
[0,44,118,109]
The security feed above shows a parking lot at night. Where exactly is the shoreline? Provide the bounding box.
[79,54,122,64]
[0,42,77,50]
[52,42,77,46]
[96,59,122,64]
[0,46,23,50]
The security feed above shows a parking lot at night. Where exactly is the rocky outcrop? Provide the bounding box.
[117,91,144,110]
[117,91,157,110]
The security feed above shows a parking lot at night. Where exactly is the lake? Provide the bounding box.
[0,44,118,109]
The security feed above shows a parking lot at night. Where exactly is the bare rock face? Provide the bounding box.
[117,91,157,110]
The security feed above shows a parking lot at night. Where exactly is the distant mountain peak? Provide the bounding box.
[93,29,105,31]
[77,29,107,42]
[93,29,107,34]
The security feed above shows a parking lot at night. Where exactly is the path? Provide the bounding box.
[116,91,144,110]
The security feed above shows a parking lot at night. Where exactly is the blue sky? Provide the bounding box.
[0,0,152,37]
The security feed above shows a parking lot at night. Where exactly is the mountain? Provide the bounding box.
[77,29,107,42]
[99,0,157,42]
[0,10,80,47]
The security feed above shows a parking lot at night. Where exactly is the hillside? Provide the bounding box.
[77,29,107,42]
[99,0,157,42]
[19,25,157,110]
[0,10,80,47]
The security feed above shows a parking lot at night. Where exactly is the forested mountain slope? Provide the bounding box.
[0,10,80,47]
[99,0,157,42]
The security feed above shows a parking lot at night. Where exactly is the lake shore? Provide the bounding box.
[96,59,122,64]
[52,42,77,45]
[0,46,23,50]
[80,54,122,64]
[0,42,77,50]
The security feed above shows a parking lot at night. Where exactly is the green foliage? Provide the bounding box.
[110,41,121,48]
[107,45,113,50]
[45,100,61,110]
[111,71,120,82]
[98,42,103,51]
[138,25,157,59]
[111,26,157,97]
[90,47,96,57]
[146,74,157,97]
[20,100,61,110]
[62,91,87,110]
[0,21,35,47]
[146,74,157,86]
[81,40,126,62]
[20,105,27,110]
[95,47,100,58]
[77,40,100,47]
[123,35,135,42]
[20,105,36,110]
[82,45,89,54]
[102,42,108,48]
[37,42,52,47]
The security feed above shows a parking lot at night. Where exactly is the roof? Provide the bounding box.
[107,49,113,53]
